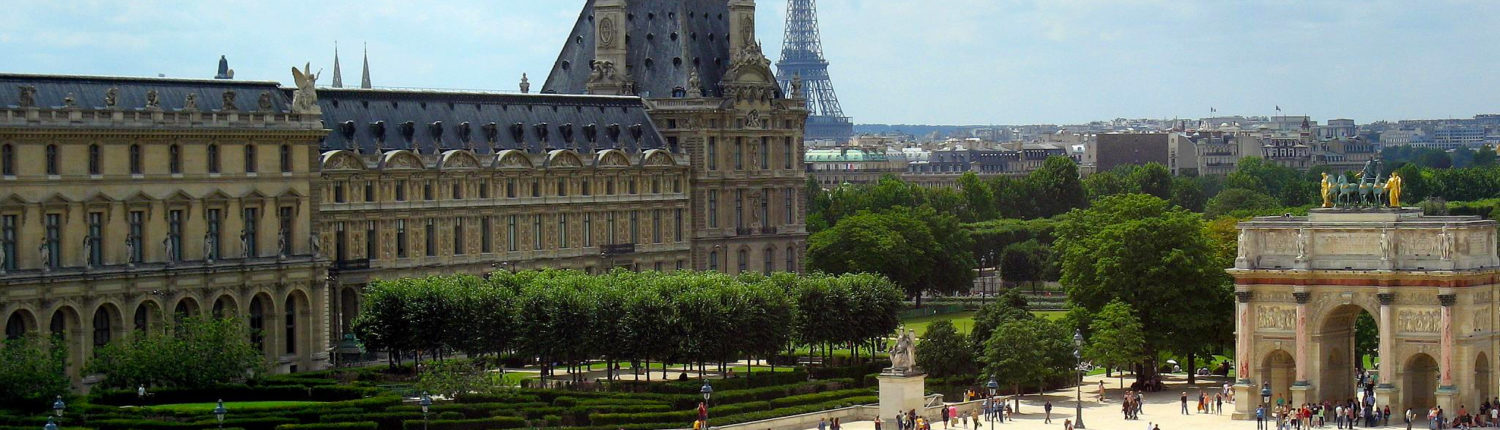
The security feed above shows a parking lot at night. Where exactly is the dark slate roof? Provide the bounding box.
[0,73,290,112]
[542,0,733,98]
[310,88,666,154]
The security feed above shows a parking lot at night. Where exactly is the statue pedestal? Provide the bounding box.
[1375,384,1398,412]
[1232,381,1257,420]
[1436,385,1459,415]
[879,372,926,421]
[1290,382,1311,408]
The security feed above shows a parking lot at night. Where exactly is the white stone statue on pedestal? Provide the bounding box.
[887,328,919,375]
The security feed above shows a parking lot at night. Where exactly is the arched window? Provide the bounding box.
[92,307,111,352]
[133,303,151,332]
[709,250,719,271]
[284,296,296,354]
[5,312,26,340]
[0,144,12,176]
[764,247,774,273]
[248,298,265,351]
[88,144,102,175]
[786,246,796,272]
[737,249,748,273]
[129,144,142,174]
[169,145,182,174]
[244,145,257,173]
[279,144,292,173]
[207,144,220,173]
[45,144,58,175]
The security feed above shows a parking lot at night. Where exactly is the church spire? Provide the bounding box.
[360,42,372,89]
[331,42,344,88]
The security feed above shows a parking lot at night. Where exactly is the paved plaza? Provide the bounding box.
[798,373,1431,430]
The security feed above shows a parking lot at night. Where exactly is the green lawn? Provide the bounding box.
[143,400,325,414]
[901,310,1066,336]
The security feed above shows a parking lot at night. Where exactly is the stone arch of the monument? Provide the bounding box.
[1313,303,1378,403]
[1402,352,1439,410]
[1259,349,1296,406]
[1474,352,1491,408]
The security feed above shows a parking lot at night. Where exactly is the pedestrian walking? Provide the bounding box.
[875,416,883,430]
[941,405,949,429]
[1182,392,1190,415]
[1257,406,1268,430]
[818,417,827,430]
[1045,400,1054,423]
[1216,393,1224,414]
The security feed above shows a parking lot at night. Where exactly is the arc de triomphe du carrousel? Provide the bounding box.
[1231,178,1500,419]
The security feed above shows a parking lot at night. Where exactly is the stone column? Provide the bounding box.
[1233,291,1258,420]
[1291,291,1312,407]
[1436,293,1459,413]
[1376,292,1398,408]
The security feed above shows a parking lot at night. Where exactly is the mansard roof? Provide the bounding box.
[311,88,666,155]
[0,73,290,112]
[543,0,734,98]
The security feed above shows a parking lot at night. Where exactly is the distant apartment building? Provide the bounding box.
[1092,133,1168,172]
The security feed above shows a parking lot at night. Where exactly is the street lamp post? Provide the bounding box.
[52,395,65,418]
[987,378,998,430]
[1073,329,1087,429]
[212,399,227,429]
[420,392,433,430]
[1261,382,1271,408]
[700,381,713,429]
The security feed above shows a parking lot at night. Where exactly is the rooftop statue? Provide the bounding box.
[291,63,321,115]
[1385,173,1403,207]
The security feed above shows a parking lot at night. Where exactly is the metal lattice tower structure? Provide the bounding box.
[776,0,853,141]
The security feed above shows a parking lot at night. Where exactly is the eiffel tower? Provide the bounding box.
[776,0,853,142]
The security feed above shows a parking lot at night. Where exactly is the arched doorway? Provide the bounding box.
[1476,353,1491,408]
[4,309,35,340]
[212,295,238,319]
[48,306,82,377]
[248,295,270,355]
[133,301,161,334]
[339,286,360,336]
[1262,349,1296,407]
[285,290,311,367]
[1403,353,1439,410]
[172,297,200,330]
[1316,304,1379,402]
[92,304,123,356]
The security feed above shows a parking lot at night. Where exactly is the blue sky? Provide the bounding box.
[3,1,1498,125]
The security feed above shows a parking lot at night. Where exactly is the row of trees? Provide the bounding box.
[86,317,267,389]
[807,206,976,305]
[352,270,904,385]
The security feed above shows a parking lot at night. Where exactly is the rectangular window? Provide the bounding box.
[243,208,259,258]
[0,215,14,271]
[169,145,181,174]
[709,251,719,271]
[280,145,292,173]
[607,212,617,244]
[454,218,465,255]
[532,215,542,250]
[708,137,718,170]
[424,182,434,200]
[675,209,683,242]
[395,180,407,201]
[558,214,568,248]
[452,183,463,200]
[479,181,490,199]
[425,220,436,256]
[128,211,144,263]
[676,260,685,271]
[607,179,616,195]
[367,222,378,260]
[206,209,222,261]
[364,183,374,202]
[208,145,220,174]
[87,212,103,266]
[784,138,793,170]
[630,211,639,243]
[44,214,60,268]
[629,178,637,194]
[651,178,660,194]
[531,180,540,198]
[785,188,795,224]
[673,178,682,193]
[507,215,518,251]
[735,190,744,229]
[761,188,770,227]
[765,248,775,273]
[507,179,516,198]
[333,183,346,203]
[278,206,293,256]
[652,210,662,244]
[557,179,567,197]
[583,213,593,247]
[738,250,748,273]
[734,138,743,170]
[168,210,183,261]
[244,145,257,173]
[1,144,13,176]
[708,191,719,228]
[655,261,662,272]
[582,180,592,196]
[760,137,770,169]
[481,217,493,253]
[396,219,407,258]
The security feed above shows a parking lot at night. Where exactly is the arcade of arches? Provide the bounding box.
[1231,209,1500,418]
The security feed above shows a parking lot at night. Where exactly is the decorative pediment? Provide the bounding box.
[321,150,366,171]
[724,40,776,85]
[642,149,676,167]
[123,191,154,204]
[241,189,270,201]
[163,190,194,203]
[0,194,28,207]
[495,150,533,169]
[84,192,116,205]
[546,150,584,169]
[379,150,426,170]
[440,150,482,170]
[596,149,631,168]
[277,188,304,204]
[41,193,74,206]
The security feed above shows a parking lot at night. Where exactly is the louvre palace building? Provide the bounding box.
[0,0,808,379]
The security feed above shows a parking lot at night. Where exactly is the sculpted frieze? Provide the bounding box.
[1255,305,1295,330]
[1314,232,1378,256]
[1397,309,1440,333]
[1398,231,1440,257]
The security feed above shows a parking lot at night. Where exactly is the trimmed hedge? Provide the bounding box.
[320,412,422,430]
[399,416,525,430]
[276,423,378,430]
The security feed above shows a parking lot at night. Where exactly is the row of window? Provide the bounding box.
[706,246,798,274]
[2,293,306,357]
[0,143,294,177]
[329,175,686,203]
[705,136,797,171]
[704,187,799,229]
[0,205,296,271]
[333,209,687,261]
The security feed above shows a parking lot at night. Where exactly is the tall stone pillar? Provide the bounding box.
[1291,291,1311,407]
[1233,291,1258,419]
[1436,293,1458,413]
[1375,292,1398,407]
[587,0,629,95]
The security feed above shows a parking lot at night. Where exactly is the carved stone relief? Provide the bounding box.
[1256,305,1295,330]
[1397,309,1440,333]
[1399,231,1440,257]
[1469,307,1490,333]
[1314,232,1379,256]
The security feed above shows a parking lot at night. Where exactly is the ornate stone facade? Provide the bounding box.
[0,75,329,380]
[1231,208,1500,419]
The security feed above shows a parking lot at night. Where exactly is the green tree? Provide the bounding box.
[1418,150,1453,169]
[1000,240,1043,293]
[1029,156,1088,218]
[0,334,69,407]
[969,289,1032,355]
[984,317,1074,409]
[1056,194,1232,384]
[915,321,974,378]
[958,171,998,221]
[1130,163,1173,200]
[808,206,975,305]
[1085,300,1146,387]
[86,317,266,389]
[1084,171,1134,201]
[1169,176,1207,212]
[1204,188,1281,218]
[1392,163,1429,203]
[1473,146,1497,167]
